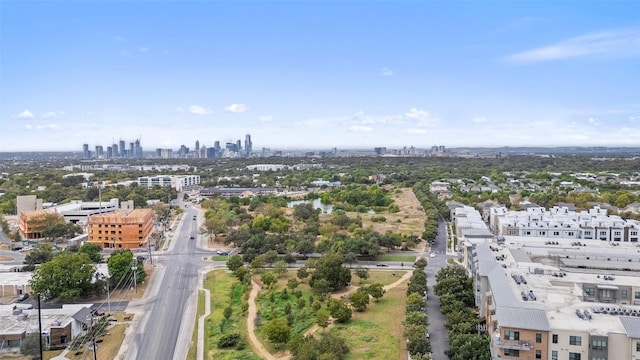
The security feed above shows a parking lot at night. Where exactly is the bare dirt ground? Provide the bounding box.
[336,187,426,241]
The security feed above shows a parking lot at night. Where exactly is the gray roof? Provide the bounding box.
[476,243,498,277]
[509,248,532,264]
[461,228,493,238]
[620,316,640,338]
[72,307,91,325]
[496,306,551,331]
[487,267,519,308]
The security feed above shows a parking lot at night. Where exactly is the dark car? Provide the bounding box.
[17,293,29,302]
[376,263,389,267]
[190,235,195,240]
[92,308,105,316]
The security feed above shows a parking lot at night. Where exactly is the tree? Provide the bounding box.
[30,252,96,301]
[349,290,370,312]
[316,311,330,331]
[312,278,332,300]
[223,306,233,321]
[24,244,54,269]
[274,260,288,277]
[287,278,299,290]
[404,311,428,327]
[407,337,432,357]
[297,267,309,282]
[364,283,385,301]
[328,299,352,323]
[264,250,279,265]
[296,239,315,257]
[108,250,146,287]
[251,255,266,271]
[20,333,42,356]
[234,266,250,281]
[445,334,490,360]
[414,257,428,269]
[354,267,369,283]
[226,255,244,272]
[404,323,428,342]
[309,253,351,290]
[78,242,103,263]
[261,272,277,288]
[406,292,426,313]
[263,317,290,348]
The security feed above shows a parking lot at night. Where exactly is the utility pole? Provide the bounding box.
[37,294,43,360]
[132,261,137,293]
[89,315,98,360]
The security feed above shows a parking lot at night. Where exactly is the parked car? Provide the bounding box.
[17,293,29,302]
[190,235,195,240]
[430,253,436,258]
[216,250,230,255]
[376,263,389,267]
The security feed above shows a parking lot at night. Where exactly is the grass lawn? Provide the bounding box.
[333,281,408,360]
[66,323,126,360]
[375,254,417,262]
[353,270,408,286]
[211,255,231,261]
[204,270,260,360]
[186,290,206,360]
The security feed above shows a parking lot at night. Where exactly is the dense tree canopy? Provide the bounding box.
[30,252,97,301]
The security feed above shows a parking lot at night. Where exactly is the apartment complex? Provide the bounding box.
[137,174,200,191]
[86,208,153,249]
[453,205,640,360]
[489,206,640,243]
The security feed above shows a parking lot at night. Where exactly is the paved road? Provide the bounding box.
[0,249,25,265]
[126,198,207,360]
[426,218,453,360]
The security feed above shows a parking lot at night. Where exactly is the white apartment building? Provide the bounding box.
[490,206,640,242]
[137,175,200,191]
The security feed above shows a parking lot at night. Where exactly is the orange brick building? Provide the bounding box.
[87,209,153,249]
[18,210,64,239]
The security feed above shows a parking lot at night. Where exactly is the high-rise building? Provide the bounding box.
[199,145,207,159]
[95,146,104,158]
[155,148,162,158]
[134,139,143,158]
[195,140,200,152]
[82,144,89,158]
[244,134,252,157]
[119,140,126,157]
[112,143,119,158]
[107,146,113,158]
[236,139,242,152]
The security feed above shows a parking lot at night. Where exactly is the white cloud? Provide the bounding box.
[175,107,184,113]
[407,128,428,135]
[348,125,372,133]
[41,111,65,119]
[188,105,212,115]
[506,27,640,63]
[588,117,600,126]
[404,108,429,120]
[380,67,394,77]
[224,104,248,113]
[259,115,273,122]
[629,116,639,123]
[14,110,35,119]
[473,116,488,124]
[139,47,150,53]
[25,123,60,130]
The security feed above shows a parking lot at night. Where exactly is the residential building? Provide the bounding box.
[137,175,200,191]
[86,208,153,249]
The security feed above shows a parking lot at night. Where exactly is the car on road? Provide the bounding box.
[17,293,29,302]
[376,263,389,267]
[190,235,195,240]
[216,250,230,255]
[429,253,436,258]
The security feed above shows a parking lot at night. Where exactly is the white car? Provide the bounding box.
[429,253,436,258]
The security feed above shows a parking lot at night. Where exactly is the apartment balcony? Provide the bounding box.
[492,338,532,351]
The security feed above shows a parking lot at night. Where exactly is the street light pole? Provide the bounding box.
[37,294,43,360]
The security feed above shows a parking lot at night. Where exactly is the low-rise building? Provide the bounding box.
[86,208,153,249]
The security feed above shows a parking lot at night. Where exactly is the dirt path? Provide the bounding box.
[246,271,412,360]
[247,279,281,360]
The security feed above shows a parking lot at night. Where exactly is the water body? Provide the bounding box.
[287,198,334,214]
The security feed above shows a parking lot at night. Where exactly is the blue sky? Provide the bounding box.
[1,1,639,151]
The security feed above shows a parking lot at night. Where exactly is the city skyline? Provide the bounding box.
[1,1,639,151]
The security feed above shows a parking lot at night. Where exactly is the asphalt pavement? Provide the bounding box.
[425,218,453,360]
[125,199,208,360]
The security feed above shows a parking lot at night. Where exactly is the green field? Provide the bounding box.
[186,290,205,360]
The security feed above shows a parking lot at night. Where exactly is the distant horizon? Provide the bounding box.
[2,2,639,150]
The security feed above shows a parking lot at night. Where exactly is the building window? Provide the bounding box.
[535,350,542,359]
[504,349,520,356]
[585,288,595,296]
[552,334,558,344]
[632,231,638,236]
[509,230,517,235]
[536,333,542,343]
[570,336,582,346]
[551,351,558,360]
[585,231,591,235]
[636,341,640,351]
[540,231,546,236]
[591,339,607,350]
[504,331,520,340]
[554,231,560,236]
[525,231,531,235]
[622,290,628,299]
[592,358,605,360]
[569,353,581,360]
[635,292,640,299]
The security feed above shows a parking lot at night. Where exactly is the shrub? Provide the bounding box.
[217,333,241,348]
